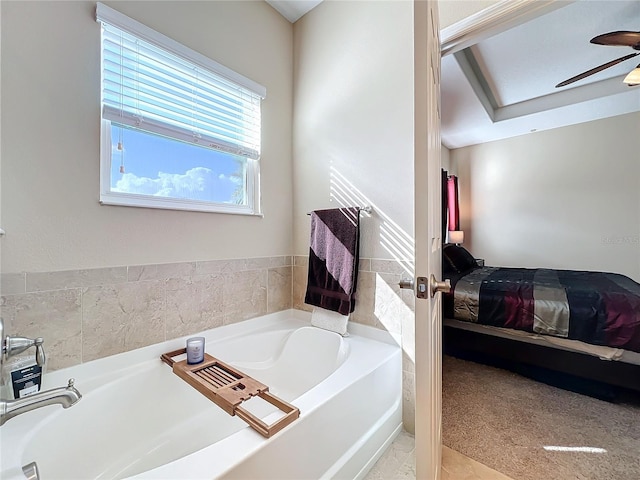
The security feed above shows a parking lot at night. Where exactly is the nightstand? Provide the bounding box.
[475,258,485,267]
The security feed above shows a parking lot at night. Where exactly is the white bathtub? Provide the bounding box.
[0,310,402,479]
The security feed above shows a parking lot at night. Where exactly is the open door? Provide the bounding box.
[413,1,444,478]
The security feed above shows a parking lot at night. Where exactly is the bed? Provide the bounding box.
[442,244,640,396]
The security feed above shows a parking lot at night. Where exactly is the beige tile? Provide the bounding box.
[195,258,246,275]
[365,430,415,480]
[292,265,312,312]
[246,256,291,270]
[0,296,14,328]
[402,317,416,432]
[402,351,415,374]
[403,370,416,434]
[363,469,385,480]
[373,273,405,334]
[1,272,26,295]
[371,258,412,276]
[128,262,195,282]
[401,309,416,366]
[350,271,376,327]
[359,258,372,272]
[392,430,416,452]
[295,255,368,271]
[222,269,267,323]
[401,288,416,312]
[82,281,165,362]
[3,255,301,370]
[26,267,127,292]
[278,255,293,267]
[165,275,224,339]
[267,266,292,313]
[365,432,515,480]
[2,290,82,371]
[396,455,416,480]
[294,255,308,267]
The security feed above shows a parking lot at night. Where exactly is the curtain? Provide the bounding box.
[447,175,460,232]
[442,169,461,243]
[442,169,449,241]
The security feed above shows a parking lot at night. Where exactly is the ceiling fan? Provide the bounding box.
[555,30,640,88]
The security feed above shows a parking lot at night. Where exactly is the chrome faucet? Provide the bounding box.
[0,378,82,426]
[1,317,46,371]
[0,318,82,426]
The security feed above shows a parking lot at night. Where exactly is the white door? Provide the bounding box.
[413,1,443,479]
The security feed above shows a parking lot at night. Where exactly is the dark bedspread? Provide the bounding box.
[443,266,640,353]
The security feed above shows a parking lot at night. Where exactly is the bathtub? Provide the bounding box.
[0,310,402,479]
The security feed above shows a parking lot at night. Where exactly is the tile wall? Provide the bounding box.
[1,254,416,431]
[0,256,292,371]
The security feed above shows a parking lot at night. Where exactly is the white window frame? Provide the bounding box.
[96,3,265,216]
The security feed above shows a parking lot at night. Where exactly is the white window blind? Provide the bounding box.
[96,3,265,160]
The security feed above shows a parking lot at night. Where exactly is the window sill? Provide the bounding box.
[100,193,262,216]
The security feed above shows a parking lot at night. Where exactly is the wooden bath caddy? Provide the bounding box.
[160,348,299,438]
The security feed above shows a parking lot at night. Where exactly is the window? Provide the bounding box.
[96,3,265,215]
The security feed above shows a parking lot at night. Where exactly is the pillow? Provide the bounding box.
[443,244,478,274]
[442,255,459,275]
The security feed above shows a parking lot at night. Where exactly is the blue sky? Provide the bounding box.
[110,125,244,203]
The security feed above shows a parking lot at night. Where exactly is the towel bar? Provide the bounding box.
[306,206,372,215]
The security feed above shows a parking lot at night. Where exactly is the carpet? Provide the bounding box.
[442,355,640,480]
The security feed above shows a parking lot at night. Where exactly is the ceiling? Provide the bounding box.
[440,0,640,148]
[266,0,322,23]
[267,0,640,149]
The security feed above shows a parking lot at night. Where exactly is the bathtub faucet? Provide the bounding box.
[0,318,81,426]
[1,317,46,372]
[0,378,82,426]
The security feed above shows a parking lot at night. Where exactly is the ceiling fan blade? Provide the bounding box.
[590,31,640,49]
[555,52,640,88]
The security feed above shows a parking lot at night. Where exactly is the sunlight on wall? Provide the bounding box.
[374,273,415,360]
[325,165,416,367]
[329,166,415,278]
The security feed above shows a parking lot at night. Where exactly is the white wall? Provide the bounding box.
[451,112,640,282]
[442,145,451,173]
[292,0,414,260]
[291,0,416,431]
[0,1,293,274]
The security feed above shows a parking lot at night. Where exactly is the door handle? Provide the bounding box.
[430,274,451,298]
[400,276,451,298]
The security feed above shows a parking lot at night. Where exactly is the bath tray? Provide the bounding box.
[160,348,299,438]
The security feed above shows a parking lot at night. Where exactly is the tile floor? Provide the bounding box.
[364,430,514,480]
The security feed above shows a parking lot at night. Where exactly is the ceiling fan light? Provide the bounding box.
[623,65,640,85]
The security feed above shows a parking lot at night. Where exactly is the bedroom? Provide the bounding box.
[438,1,640,479]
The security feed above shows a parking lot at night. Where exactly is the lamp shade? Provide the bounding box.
[624,65,640,85]
[449,230,464,244]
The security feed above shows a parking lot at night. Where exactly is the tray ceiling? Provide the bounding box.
[441,0,640,148]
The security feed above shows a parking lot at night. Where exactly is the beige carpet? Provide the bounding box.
[442,355,640,480]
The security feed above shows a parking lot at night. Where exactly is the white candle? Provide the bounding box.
[186,337,205,364]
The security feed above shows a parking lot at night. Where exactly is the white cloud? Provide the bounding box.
[113,167,236,201]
